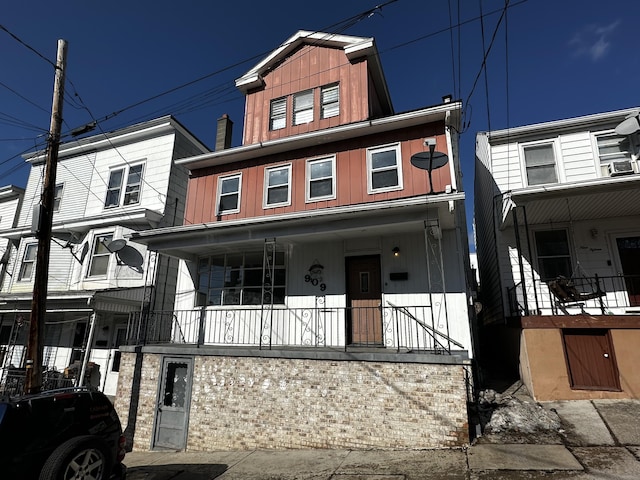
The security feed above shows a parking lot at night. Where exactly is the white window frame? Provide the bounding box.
[264,164,292,208]
[366,143,403,194]
[18,243,37,281]
[533,228,573,281]
[321,84,339,119]
[306,155,336,202]
[104,162,145,208]
[87,233,114,277]
[270,97,286,131]
[216,173,242,215]
[595,131,636,177]
[53,183,64,212]
[521,141,559,186]
[293,89,314,125]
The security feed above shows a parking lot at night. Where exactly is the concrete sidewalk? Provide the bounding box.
[123,399,640,480]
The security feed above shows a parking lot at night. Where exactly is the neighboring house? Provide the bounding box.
[117,30,476,451]
[0,116,209,397]
[474,107,640,401]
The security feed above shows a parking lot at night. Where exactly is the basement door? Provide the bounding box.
[346,255,383,345]
[563,329,620,391]
[616,236,640,307]
[153,357,193,450]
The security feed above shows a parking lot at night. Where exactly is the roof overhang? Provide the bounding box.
[499,173,640,228]
[177,102,462,171]
[130,193,465,261]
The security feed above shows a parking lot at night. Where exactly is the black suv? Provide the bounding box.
[0,387,126,480]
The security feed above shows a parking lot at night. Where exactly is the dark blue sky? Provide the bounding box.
[2,0,639,248]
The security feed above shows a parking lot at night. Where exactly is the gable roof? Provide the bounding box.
[235,30,392,112]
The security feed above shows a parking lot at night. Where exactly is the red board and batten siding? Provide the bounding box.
[243,46,370,145]
[184,122,450,225]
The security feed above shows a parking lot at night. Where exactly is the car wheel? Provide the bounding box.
[39,435,112,480]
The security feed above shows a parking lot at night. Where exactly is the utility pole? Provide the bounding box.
[25,39,67,394]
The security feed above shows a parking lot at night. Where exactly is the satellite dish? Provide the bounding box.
[410,149,449,194]
[105,239,127,253]
[614,114,640,135]
[116,245,144,270]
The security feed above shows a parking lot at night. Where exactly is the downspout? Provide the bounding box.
[78,311,96,387]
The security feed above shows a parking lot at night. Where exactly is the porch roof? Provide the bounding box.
[499,173,640,228]
[130,193,465,260]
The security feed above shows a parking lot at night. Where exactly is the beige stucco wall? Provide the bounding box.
[520,328,640,401]
[115,351,471,451]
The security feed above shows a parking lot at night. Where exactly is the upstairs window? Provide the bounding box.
[306,156,335,202]
[105,163,144,208]
[88,234,113,277]
[523,144,557,185]
[217,173,242,215]
[321,84,339,119]
[293,90,313,125]
[53,183,64,212]
[535,229,571,281]
[596,133,634,176]
[367,143,403,193]
[197,250,286,306]
[270,97,286,130]
[18,243,37,281]
[264,164,291,208]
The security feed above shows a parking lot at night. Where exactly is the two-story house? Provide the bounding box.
[0,116,209,397]
[117,31,476,451]
[475,107,640,401]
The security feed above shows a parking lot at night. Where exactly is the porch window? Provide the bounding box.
[321,84,339,119]
[217,173,241,214]
[367,143,403,193]
[105,163,144,208]
[596,133,634,176]
[88,234,113,277]
[534,229,571,280]
[293,90,313,125]
[306,156,335,201]
[18,243,37,281]
[264,164,291,207]
[523,143,557,185]
[197,250,286,306]
[270,97,286,130]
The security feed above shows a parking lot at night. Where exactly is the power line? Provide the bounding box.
[0,24,56,69]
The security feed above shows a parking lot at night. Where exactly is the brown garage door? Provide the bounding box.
[563,329,620,391]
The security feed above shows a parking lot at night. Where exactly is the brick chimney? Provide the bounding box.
[215,114,233,151]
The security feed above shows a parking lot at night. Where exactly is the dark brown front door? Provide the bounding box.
[563,329,620,391]
[346,255,383,345]
[616,237,640,306]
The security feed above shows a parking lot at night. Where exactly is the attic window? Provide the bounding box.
[321,84,339,119]
[270,97,286,130]
[293,90,313,125]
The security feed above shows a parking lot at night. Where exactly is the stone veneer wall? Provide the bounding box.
[115,352,470,451]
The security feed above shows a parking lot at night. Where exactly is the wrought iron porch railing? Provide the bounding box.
[0,368,75,398]
[126,304,463,355]
[507,274,640,317]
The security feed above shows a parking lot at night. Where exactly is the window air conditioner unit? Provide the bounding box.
[608,160,634,176]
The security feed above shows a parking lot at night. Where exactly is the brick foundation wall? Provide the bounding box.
[115,352,470,451]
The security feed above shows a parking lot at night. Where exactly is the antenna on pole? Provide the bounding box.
[25,39,68,394]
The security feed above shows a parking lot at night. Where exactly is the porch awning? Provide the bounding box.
[130,193,465,260]
[499,174,640,229]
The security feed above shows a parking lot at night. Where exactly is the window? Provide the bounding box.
[524,144,557,185]
[367,144,403,193]
[321,84,339,119]
[53,183,64,212]
[596,133,633,176]
[264,164,291,207]
[88,234,113,277]
[270,97,286,130]
[217,173,241,214]
[18,244,37,281]
[306,156,335,202]
[104,163,144,208]
[197,251,286,306]
[535,230,572,280]
[293,90,313,125]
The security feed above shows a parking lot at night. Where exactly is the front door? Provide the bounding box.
[153,357,193,450]
[616,236,640,306]
[346,255,383,345]
[563,329,620,391]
